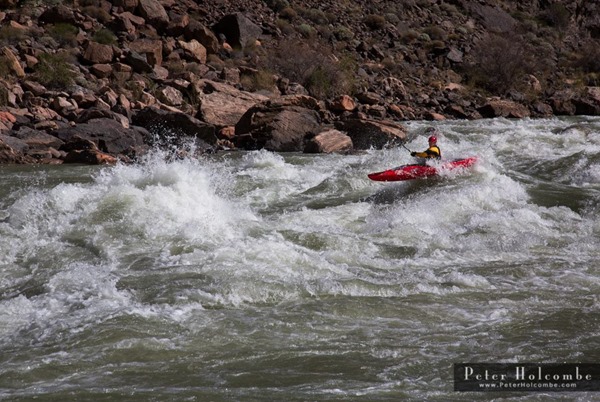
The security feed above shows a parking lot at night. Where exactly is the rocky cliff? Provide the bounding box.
[1,0,599,163]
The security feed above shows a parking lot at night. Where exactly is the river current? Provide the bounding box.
[1,117,599,401]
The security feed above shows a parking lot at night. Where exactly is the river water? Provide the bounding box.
[1,117,599,401]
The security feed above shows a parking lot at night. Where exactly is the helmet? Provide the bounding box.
[428,135,437,144]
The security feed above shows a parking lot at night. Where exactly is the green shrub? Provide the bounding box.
[300,8,328,25]
[92,28,117,45]
[48,23,78,47]
[296,23,316,39]
[541,3,570,30]
[34,52,75,89]
[334,26,354,41]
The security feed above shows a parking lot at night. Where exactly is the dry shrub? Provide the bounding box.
[0,25,27,45]
[464,33,535,95]
[574,40,600,74]
[263,39,356,99]
[364,14,386,30]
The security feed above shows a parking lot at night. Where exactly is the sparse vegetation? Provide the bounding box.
[34,52,76,90]
[334,26,354,41]
[48,23,78,47]
[296,23,316,39]
[0,57,11,80]
[0,84,9,107]
[92,28,117,45]
[0,26,27,45]
[464,33,535,95]
[240,69,276,92]
[541,3,570,31]
[264,39,356,99]
[82,6,112,24]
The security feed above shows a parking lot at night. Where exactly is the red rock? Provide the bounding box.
[329,95,356,112]
[304,129,353,154]
[82,41,114,64]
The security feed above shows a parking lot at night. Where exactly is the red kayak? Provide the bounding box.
[368,157,478,182]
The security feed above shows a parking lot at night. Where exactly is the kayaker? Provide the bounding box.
[411,130,441,160]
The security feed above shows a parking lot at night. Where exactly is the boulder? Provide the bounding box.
[128,39,163,66]
[184,20,220,54]
[193,80,269,127]
[0,138,33,164]
[76,107,130,127]
[123,50,153,73]
[156,86,184,106]
[549,89,577,116]
[22,81,47,97]
[477,99,531,118]
[55,118,146,155]
[329,95,356,112]
[38,5,78,25]
[574,87,600,115]
[0,134,28,153]
[91,63,113,78]
[334,118,407,150]
[166,12,189,37]
[137,0,169,29]
[1,47,25,78]
[82,41,114,64]
[0,111,16,125]
[62,137,117,165]
[213,13,262,50]
[132,106,217,150]
[178,39,207,64]
[112,0,139,12]
[235,99,322,152]
[11,127,64,150]
[304,129,353,154]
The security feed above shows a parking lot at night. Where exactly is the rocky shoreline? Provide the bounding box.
[1,0,599,164]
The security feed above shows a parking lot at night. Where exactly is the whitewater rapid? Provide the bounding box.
[1,117,600,400]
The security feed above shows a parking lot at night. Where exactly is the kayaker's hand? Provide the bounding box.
[410,152,416,156]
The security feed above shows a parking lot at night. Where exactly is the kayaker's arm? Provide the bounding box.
[411,146,441,159]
